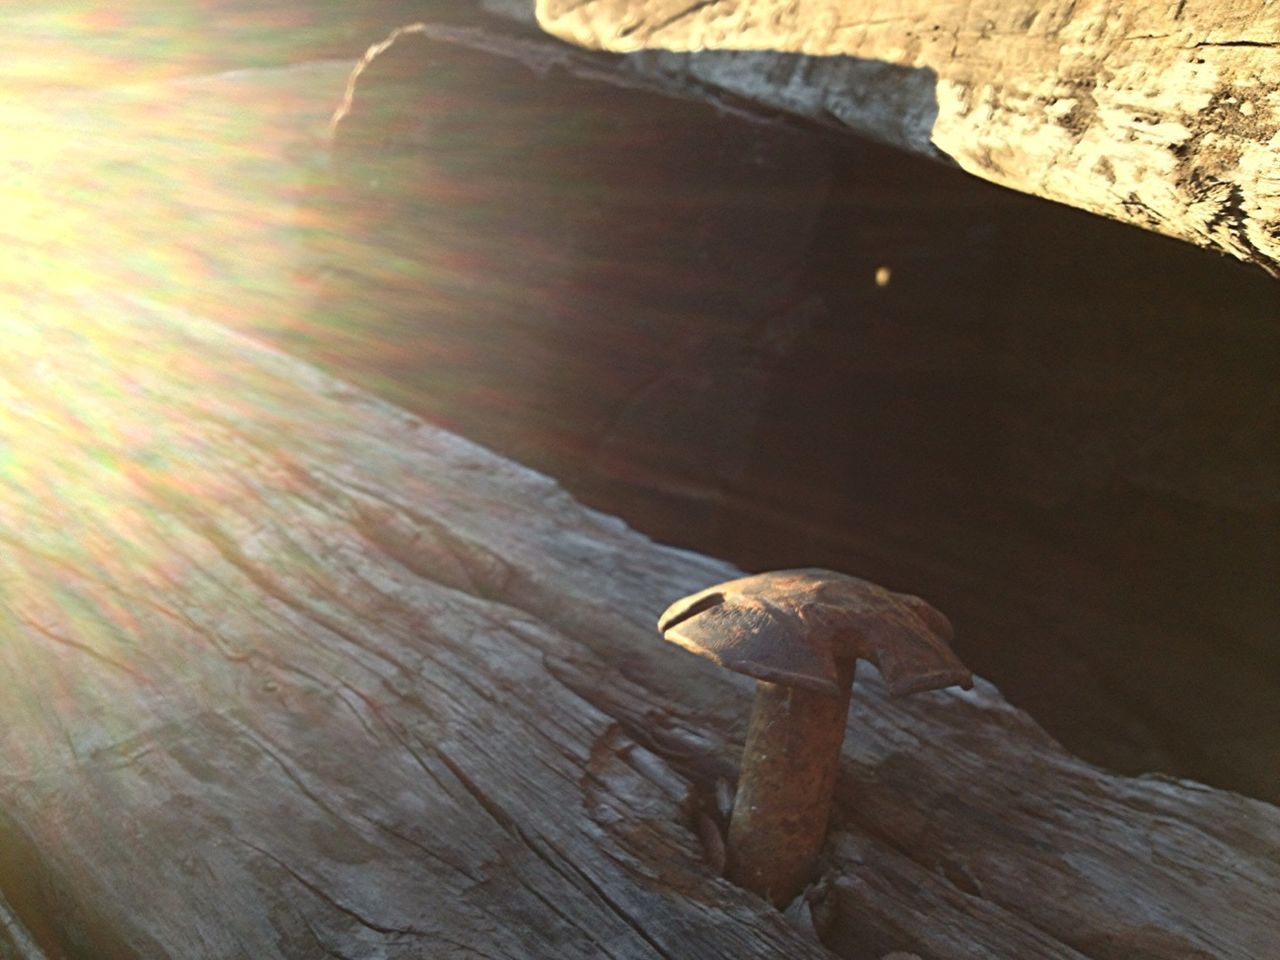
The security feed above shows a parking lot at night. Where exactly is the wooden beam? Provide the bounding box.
[0,286,1276,955]
[535,0,1280,276]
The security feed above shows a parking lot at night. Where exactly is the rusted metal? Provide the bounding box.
[658,569,971,698]
[726,658,856,904]
[660,568,971,907]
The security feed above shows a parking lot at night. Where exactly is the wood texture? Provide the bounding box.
[535,0,1280,275]
[312,17,1280,803]
[0,291,1276,958]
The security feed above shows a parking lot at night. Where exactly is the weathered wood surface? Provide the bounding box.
[535,0,1280,276]
[0,295,1277,959]
[310,20,1280,803]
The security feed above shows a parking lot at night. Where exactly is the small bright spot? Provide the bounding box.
[874,266,892,287]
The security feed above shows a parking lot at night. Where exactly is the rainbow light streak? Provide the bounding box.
[0,6,391,787]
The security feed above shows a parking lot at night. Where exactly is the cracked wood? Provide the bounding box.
[0,287,1275,957]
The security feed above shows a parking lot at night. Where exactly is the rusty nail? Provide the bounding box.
[658,568,972,907]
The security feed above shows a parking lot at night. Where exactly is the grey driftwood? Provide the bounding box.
[534,0,1280,277]
[0,294,1275,959]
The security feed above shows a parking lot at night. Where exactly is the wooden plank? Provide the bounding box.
[534,0,1280,276]
[0,290,821,959]
[314,16,1280,804]
[0,289,1276,958]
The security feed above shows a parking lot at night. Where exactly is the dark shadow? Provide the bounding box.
[615,47,945,158]
[299,21,1280,800]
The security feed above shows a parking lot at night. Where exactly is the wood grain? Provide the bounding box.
[0,289,1275,957]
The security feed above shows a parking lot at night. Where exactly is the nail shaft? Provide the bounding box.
[725,658,855,906]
